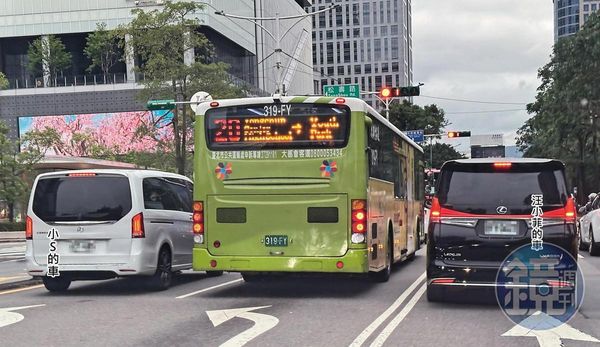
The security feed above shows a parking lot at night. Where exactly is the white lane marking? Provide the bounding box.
[349,272,426,347]
[207,305,279,347]
[0,285,44,296]
[176,278,243,299]
[0,258,25,263]
[502,311,600,347]
[369,283,427,347]
[0,275,30,284]
[578,254,585,259]
[0,304,45,328]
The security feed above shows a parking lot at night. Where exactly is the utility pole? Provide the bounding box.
[215,4,339,95]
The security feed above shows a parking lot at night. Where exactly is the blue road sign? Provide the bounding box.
[405,130,424,143]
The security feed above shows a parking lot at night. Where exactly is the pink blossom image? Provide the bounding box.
[18,110,178,156]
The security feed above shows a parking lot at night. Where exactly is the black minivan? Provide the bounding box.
[426,158,578,301]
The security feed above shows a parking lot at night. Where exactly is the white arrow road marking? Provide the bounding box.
[206,305,279,347]
[502,311,600,347]
[349,272,426,347]
[369,283,427,347]
[0,304,45,328]
[578,254,584,259]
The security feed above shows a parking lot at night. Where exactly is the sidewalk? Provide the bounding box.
[0,231,25,243]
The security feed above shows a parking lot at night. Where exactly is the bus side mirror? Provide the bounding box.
[364,116,373,127]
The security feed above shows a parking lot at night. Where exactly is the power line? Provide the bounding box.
[420,95,528,106]
[445,108,527,115]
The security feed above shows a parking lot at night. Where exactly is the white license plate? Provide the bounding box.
[70,240,96,253]
[484,220,519,236]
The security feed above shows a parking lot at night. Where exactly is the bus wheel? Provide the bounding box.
[370,234,392,283]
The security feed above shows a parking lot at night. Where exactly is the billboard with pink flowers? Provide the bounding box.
[18,111,175,156]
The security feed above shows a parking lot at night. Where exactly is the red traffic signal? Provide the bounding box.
[379,86,420,99]
[447,131,471,138]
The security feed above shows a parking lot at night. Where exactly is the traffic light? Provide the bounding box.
[447,131,471,138]
[378,86,421,99]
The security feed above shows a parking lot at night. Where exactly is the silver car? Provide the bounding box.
[25,169,222,292]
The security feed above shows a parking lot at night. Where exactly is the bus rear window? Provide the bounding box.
[205,103,350,150]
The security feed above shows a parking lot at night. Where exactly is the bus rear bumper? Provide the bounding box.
[193,248,368,273]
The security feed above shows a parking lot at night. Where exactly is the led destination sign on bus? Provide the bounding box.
[206,104,350,150]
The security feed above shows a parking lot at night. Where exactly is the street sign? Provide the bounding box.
[404,130,424,143]
[323,84,360,98]
[147,99,175,111]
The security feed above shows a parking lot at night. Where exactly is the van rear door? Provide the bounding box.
[30,173,134,265]
[435,161,569,264]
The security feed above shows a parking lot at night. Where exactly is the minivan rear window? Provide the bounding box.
[437,162,568,215]
[33,176,132,222]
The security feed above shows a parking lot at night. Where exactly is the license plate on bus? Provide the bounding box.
[70,240,96,253]
[484,220,519,236]
[264,235,288,247]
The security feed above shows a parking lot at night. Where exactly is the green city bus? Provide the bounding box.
[192,95,425,282]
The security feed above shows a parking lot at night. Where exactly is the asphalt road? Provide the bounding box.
[0,247,600,347]
[0,242,27,279]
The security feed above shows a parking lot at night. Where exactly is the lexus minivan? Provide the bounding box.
[426,158,578,301]
[25,169,221,292]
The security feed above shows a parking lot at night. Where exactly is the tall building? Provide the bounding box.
[310,0,413,107]
[554,0,600,41]
[0,0,313,140]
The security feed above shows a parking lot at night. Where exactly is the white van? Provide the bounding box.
[25,169,221,292]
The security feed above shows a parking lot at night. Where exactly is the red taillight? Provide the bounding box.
[351,199,367,237]
[431,278,455,284]
[210,101,219,107]
[547,279,573,288]
[565,197,576,223]
[193,201,204,237]
[132,213,145,238]
[493,162,512,169]
[25,216,33,240]
[68,172,97,177]
[430,197,441,223]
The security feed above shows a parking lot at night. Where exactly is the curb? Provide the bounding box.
[0,277,42,292]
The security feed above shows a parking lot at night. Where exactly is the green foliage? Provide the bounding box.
[0,72,8,89]
[120,1,245,174]
[422,143,466,168]
[0,122,43,222]
[27,35,72,82]
[85,22,122,75]
[516,12,600,200]
[387,100,449,136]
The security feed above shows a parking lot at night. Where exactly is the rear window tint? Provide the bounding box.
[33,176,132,222]
[437,162,568,215]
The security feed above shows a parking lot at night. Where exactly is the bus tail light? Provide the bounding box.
[351,199,367,243]
[25,216,33,240]
[132,213,145,238]
[430,197,441,223]
[193,201,205,243]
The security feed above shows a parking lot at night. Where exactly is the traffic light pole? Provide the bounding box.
[215,4,339,95]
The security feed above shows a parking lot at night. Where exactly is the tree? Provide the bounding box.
[422,143,466,169]
[27,35,72,84]
[0,72,8,89]
[120,1,245,175]
[387,100,449,136]
[0,122,43,222]
[516,13,600,201]
[84,22,122,76]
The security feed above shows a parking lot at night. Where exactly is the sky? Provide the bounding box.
[411,0,555,154]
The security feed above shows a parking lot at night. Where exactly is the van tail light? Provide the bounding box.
[493,162,512,169]
[565,197,576,223]
[430,197,441,223]
[132,213,145,238]
[351,199,367,243]
[25,216,33,240]
[431,278,456,284]
[193,201,205,243]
